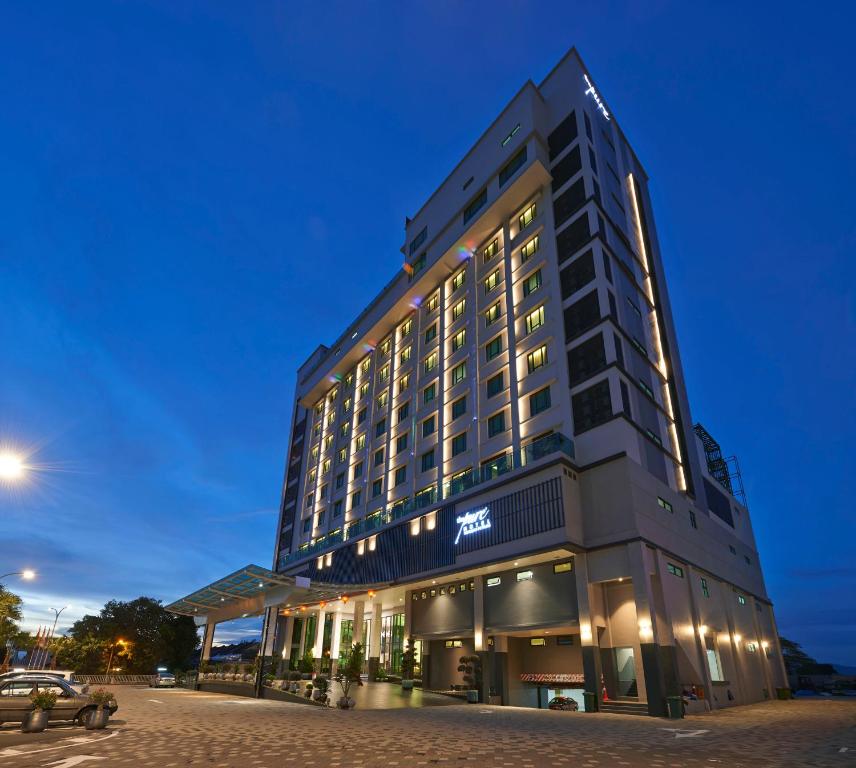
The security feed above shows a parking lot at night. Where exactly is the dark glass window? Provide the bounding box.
[567,333,607,385]
[563,290,601,339]
[335,472,345,489]
[486,372,504,398]
[375,418,386,437]
[374,448,384,466]
[487,411,506,437]
[421,450,435,472]
[451,396,467,420]
[422,415,435,438]
[396,432,409,454]
[394,466,407,486]
[553,178,586,229]
[372,479,383,498]
[409,226,427,255]
[555,213,591,262]
[499,146,527,187]
[619,380,631,416]
[398,401,410,423]
[572,379,613,433]
[463,188,487,224]
[548,111,578,161]
[530,386,552,416]
[451,432,467,456]
[551,145,582,193]
[559,249,595,299]
[485,335,503,361]
[424,324,437,344]
[333,500,343,518]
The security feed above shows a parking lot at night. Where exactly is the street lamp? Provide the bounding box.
[32,605,70,669]
[105,639,128,675]
[0,569,36,584]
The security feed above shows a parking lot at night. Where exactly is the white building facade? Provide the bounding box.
[267,48,788,715]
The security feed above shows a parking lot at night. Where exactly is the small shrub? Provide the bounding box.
[30,690,58,711]
[89,688,115,709]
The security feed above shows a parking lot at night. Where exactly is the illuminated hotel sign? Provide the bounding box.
[583,74,610,121]
[455,506,491,545]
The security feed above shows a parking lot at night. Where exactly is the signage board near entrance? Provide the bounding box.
[520,673,584,684]
[454,506,491,545]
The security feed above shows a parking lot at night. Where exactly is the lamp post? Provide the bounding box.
[0,569,36,585]
[105,639,127,676]
[33,605,70,669]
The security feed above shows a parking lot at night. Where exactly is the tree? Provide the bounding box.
[63,597,199,673]
[780,636,836,676]
[0,585,24,649]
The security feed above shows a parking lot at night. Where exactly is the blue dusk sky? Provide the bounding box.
[1,3,853,658]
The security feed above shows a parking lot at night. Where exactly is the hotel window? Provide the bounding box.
[343,396,352,413]
[666,562,684,578]
[322,458,330,474]
[423,382,436,404]
[400,346,412,365]
[377,391,388,409]
[374,447,384,467]
[375,418,387,437]
[486,577,501,587]
[361,357,371,374]
[737,594,747,605]
[355,434,366,451]
[445,640,463,648]
[421,449,435,472]
[314,403,323,419]
[399,373,410,393]
[305,493,314,509]
[516,570,534,582]
[380,338,391,356]
[424,324,437,344]
[378,364,390,383]
[657,497,673,513]
[527,344,548,373]
[313,423,321,438]
[463,188,487,224]
[485,302,501,326]
[452,299,466,321]
[351,490,361,508]
[422,415,436,438]
[396,432,409,454]
[308,468,317,485]
[339,422,349,438]
[519,202,537,231]
[529,638,546,647]
[372,479,383,498]
[529,386,551,416]
[327,412,335,426]
[426,293,439,313]
[345,372,354,388]
[451,395,467,420]
[486,371,504,397]
[451,432,467,456]
[337,448,347,463]
[487,411,506,437]
[328,388,338,403]
[451,361,467,385]
[317,510,326,527]
[452,269,466,292]
[394,465,407,486]
[746,642,758,653]
[400,318,413,338]
[409,253,426,278]
[424,351,438,373]
[335,472,345,489]
[484,269,500,294]
[452,328,466,352]
[303,517,311,533]
[572,379,612,433]
[398,401,409,423]
[639,379,655,400]
[483,238,499,263]
[525,305,545,334]
[357,407,367,424]
[485,335,503,361]
[553,561,573,574]
[729,545,737,555]
[689,510,698,529]
[333,500,343,518]
[522,269,542,297]
[744,555,752,565]
[353,462,364,480]
[520,235,540,263]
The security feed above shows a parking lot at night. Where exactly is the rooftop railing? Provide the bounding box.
[277,431,574,570]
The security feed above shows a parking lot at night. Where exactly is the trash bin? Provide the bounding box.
[666,696,683,719]
[584,691,598,713]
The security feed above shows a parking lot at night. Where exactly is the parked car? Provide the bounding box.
[0,675,117,726]
[150,672,176,688]
[0,670,88,694]
[548,696,579,711]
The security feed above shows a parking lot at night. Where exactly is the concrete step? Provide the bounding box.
[599,700,650,716]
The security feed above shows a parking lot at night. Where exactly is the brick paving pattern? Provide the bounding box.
[1,686,854,767]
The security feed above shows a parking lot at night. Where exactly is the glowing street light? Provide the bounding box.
[0,569,36,584]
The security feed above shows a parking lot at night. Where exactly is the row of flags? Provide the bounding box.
[27,625,55,669]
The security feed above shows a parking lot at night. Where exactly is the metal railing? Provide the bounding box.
[75,674,156,685]
[279,431,574,569]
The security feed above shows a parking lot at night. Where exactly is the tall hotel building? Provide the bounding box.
[185,48,788,716]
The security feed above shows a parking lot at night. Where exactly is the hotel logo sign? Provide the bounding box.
[455,506,491,545]
[583,74,610,121]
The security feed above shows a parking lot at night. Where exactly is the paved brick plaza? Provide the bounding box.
[1,686,854,767]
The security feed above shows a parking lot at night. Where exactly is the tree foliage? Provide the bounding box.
[779,636,835,676]
[0,586,24,649]
[60,596,199,674]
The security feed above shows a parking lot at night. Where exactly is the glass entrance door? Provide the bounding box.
[613,647,638,698]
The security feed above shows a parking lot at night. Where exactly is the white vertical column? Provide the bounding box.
[312,609,327,660]
[370,602,383,659]
[352,600,365,645]
[201,622,215,662]
[473,575,485,651]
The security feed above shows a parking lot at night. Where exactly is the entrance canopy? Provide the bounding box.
[165,563,384,625]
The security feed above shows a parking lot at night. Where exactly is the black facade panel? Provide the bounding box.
[556,213,591,263]
[567,332,607,386]
[548,111,578,161]
[553,178,587,229]
[559,250,596,299]
[411,588,474,636]
[572,378,613,433]
[703,477,735,527]
[484,560,578,631]
[563,290,601,341]
[551,145,582,193]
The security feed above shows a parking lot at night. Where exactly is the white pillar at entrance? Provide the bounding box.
[201,622,215,662]
[329,611,343,672]
[278,615,295,661]
[352,600,365,646]
[472,575,485,651]
[297,613,308,658]
[312,608,327,660]
[370,602,383,659]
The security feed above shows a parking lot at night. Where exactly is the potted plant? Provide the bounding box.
[288,671,302,693]
[312,676,328,702]
[457,655,482,703]
[401,636,416,691]
[303,682,313,699]
[298,650,315,679]
[335,641,363,709]
[22,689,57,733]
[84,689,115,730]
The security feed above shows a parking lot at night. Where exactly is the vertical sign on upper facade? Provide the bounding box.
[583,74,610,121]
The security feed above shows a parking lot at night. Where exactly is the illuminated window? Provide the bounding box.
[527,344,548,373]
[553,561,572,574]
[529,386,551,416]
[516,570,534,582]
[361,358,371,374]
[327,412,335,426]
[424,324,437,344]
[487,411,506,438]
[485,335,503,361]
[737,594,747,605]
[451,432,467,456]
[483,238,499,263]
[666,563,684,578]
[374,448,384,467]
[359,382,369,399]
[344,372,354,388]
[308,469,317,485]
[519,203,537,230]
[746,642,757,653]
[486,372,503,398]
[658,497,673,513]
[421,449,435,472]
[380,338,391,356]
[337,448,347,463]
[484,269,500,294]
[400,346,412,365]
[424,351,438,373]
[452,269,466,292]
[700,577,710,598]
[400,318,413,338]
[376,391,388,409]
[378,364,390,383]
[398,373,410,393]
[522,269,542,297]
[486,577,501,587]
[339,422,349,438]
[485,302,501,326]
[426,293,439,313]
[422,415,436,438]
[314,403,324,419]
[520,235,540,263]
[705,636,724,681]
[525,306,545,334]
[451,361,467,386]
[394,465,407,486]
[452,299,466,321]
[355,434,366,451]
[452,328,466,353]
[322,459,330,474]
[445,640,463,648]
[343,397,352,413]
[423,382,436,404]
[328,388,338,403]
[451,396,467,420]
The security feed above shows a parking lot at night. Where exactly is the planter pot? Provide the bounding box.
[84,708,110,730]
[337,696,356,709]
[466,690,479,704]
[312,689,325,701]
[401,679,414,691]
[21,709,49,733]
[289,682,300,693]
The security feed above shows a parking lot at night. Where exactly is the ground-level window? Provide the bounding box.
[705,636,724,682]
